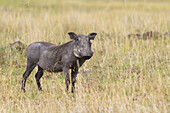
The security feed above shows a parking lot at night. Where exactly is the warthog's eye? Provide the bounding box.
[75,38,79,42]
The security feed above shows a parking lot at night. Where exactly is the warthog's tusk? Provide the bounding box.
[73,49,81,58]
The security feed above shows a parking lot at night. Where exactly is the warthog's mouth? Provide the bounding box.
[82,56,92,59]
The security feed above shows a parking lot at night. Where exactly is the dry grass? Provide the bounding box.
[0,0,169,113]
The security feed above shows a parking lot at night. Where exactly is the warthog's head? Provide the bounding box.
[68,32,97,59]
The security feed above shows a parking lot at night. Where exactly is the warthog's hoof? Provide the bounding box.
[71,88,75,93]
[38,87,43,91]
[21,87,26,92]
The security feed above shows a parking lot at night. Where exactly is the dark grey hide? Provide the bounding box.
[21,32,97,93]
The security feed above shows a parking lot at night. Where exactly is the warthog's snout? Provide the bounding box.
[81,50,93,59]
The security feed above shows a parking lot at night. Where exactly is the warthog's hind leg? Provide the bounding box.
[21,62,36,92]
[35,66,44,91]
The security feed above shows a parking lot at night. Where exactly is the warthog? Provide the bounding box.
[21,32,97,93]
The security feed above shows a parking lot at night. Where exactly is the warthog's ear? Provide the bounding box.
[68,32,78,40]
[88,33,97,40]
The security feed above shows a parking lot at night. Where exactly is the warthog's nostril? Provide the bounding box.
[89,51,93,56]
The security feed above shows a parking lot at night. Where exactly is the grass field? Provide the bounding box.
[0,0,169,112]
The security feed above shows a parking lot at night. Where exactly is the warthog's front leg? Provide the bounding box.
[71,68,78,93]
[63,67,70,92]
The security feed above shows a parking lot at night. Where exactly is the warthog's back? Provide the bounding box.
[27,42,55,64]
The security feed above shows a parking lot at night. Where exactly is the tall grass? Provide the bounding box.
[0,0,169,113]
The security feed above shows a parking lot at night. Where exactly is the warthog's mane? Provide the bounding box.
[48,41,74,56]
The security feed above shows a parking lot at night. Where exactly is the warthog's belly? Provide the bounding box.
[47,62,63,72]
[38,60,63,72]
